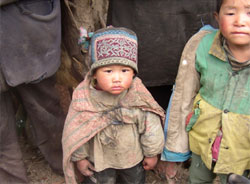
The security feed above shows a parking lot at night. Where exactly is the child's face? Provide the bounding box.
[93,65,135,95]
[215,0,250,49]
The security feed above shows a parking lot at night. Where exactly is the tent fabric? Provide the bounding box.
[107,0,217,86]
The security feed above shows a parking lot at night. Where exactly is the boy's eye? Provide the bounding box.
[226,12,234,16]
[104,69,112,73]
[122,68,133,73]
[122,69,130,72]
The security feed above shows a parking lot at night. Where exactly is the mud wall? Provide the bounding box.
[55,0,109,113]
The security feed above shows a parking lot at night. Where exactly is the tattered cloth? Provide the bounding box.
[62,74,165,184]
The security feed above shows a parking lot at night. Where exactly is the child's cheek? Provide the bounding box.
[219,18,229,34]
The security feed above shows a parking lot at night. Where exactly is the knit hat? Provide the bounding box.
[90,27,138,74]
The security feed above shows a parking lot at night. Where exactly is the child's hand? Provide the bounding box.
[143,156,158,170]
[76,159,96,176]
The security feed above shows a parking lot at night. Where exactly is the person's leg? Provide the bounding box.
[0,90,28,183]
[16,76,66,175]
[188,153,216,184]
[117,162,145,184]
[217,174,227,184]
[94,168,116,184]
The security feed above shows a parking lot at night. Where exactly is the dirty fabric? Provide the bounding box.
[163,29,211,156]
[107,0,217,86]
[165,27,250,175]
[0,91,28,183]
[0,0,61,86]
[222,38,250,71]
[0,1,64,182]
[62,74,165,184]
[71,86,164,171]
[0,76,66,183]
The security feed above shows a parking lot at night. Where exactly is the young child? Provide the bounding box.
[160,0,250,183]
[62,27,165,184]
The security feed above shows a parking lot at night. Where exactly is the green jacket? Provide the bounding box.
[164,27,250,175]
[189,30,250,175]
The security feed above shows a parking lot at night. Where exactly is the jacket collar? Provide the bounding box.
[208,31,227,62]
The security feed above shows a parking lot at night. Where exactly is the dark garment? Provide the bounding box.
[82,162,145,184]
[0,91,28,183]
[16,76,65,174]
[0,0,64,182]
[107,0,217,87]
[0,76,65,183]
[0,0,61,86]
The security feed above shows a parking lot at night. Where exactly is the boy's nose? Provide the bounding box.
[235,14,247,26]
[112,72,121,82]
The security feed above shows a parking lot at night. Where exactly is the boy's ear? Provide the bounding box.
[133,70,136,78]
[92,73,97,79]
[214,12,219,23]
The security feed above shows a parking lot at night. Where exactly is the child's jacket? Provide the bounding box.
[163,27,250,175]
[62,74,165,184]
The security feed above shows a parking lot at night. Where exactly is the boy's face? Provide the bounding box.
[215,0,250,49]
[93,65,135,95]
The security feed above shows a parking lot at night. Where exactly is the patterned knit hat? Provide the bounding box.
[90,27,138,74]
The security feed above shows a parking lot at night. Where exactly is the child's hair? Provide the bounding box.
[216,0,223,13]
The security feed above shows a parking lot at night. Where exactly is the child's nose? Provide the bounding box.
[112,72,121,82]
[235,13,247,26]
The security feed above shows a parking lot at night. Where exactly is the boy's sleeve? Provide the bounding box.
[139,112,165,157]
[161,29,212,162]
[71,142,90,162]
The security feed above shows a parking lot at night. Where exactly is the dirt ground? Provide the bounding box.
[20,135,191,184]
[20,136,65,184]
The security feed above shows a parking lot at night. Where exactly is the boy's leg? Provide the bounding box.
[188,153,216,184]
[117,162,145,184]
[218,174,227,184]
[94,168,116,184]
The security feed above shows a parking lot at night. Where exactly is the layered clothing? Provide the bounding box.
[163,26,250,175]
[107,0,217,86]
[62,74,165,184]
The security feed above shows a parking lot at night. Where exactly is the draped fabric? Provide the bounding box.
[107,0,217,86]
[62,74,165,184]
[0,0,61,86]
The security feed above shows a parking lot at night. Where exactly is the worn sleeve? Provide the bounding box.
[71,142,90,162]
[162,29,213,161]
[139,112,164,157]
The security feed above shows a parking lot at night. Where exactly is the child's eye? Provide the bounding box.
[226,12,234,16]
[104,70,112,73]
[122,69,129,72]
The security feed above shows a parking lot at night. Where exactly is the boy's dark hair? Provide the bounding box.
[216,0,223,13]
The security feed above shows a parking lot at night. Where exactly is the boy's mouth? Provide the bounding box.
[231,31,249,35]
[112,86,123,90]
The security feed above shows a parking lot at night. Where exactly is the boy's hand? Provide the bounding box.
[76,159,96,176]
[143,156,158,170]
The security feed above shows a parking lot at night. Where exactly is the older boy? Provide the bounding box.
[162,0,250,183]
